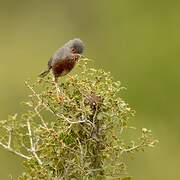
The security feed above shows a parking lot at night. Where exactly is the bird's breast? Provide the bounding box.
[52,58,76,78]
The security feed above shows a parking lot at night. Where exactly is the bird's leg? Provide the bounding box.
[53,77,60,93]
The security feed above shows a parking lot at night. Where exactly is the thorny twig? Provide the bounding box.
[34,103,48,129]
[7,129,12,148]
[25,81,55,115]
[0,140,30,160]
[27,118,42,165]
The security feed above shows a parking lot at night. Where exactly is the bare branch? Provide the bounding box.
[25,81,55,115]
[27,118,43,165]
[0,141,30,160]
[34,103,48,129]
[7,130,12,148]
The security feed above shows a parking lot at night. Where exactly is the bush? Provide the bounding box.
[0,58,157,179]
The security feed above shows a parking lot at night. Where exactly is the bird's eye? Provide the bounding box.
[71,48,76,53]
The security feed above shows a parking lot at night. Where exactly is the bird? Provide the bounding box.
[39,38,84,99]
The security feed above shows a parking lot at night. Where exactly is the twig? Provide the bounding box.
[26,81,67,123]
[58,114,86,124]
[119,142,145,154]
[27,118,42,165]
[25,81,55,114]
[34,103,48,129]
[92,105,98,124]
[77,138,84,167]
[0,141,30,160]
[7,130,12,148]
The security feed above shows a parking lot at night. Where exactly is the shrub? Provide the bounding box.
[0,58,157,179]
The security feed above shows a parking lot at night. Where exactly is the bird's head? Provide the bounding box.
[66,38,84,54]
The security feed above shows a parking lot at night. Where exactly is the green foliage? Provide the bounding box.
[0,58,158,179]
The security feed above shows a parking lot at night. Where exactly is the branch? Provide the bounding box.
[7,129,12,148]
[0,141,30,160]
[119,142,146,154]
[27,118,43,165]
[25,81,55,115]
[34,103,48,129]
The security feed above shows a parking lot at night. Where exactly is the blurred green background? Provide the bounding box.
[0,0,179,179]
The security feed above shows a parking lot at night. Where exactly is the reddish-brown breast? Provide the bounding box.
[52,58,76,78]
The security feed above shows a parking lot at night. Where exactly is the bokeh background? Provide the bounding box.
[0,0,179,179]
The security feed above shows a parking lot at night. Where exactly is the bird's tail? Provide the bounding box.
[39,69,50,78]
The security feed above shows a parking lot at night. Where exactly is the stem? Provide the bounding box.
[90,105,104,176]
[25,81,55,115]
[34,103,48,129]
[7,130,12,148]
[27,118,43,165]
[0,141,30,160]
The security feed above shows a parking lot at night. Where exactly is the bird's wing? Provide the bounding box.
[47,46,68,68]
[51,46,72,65]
